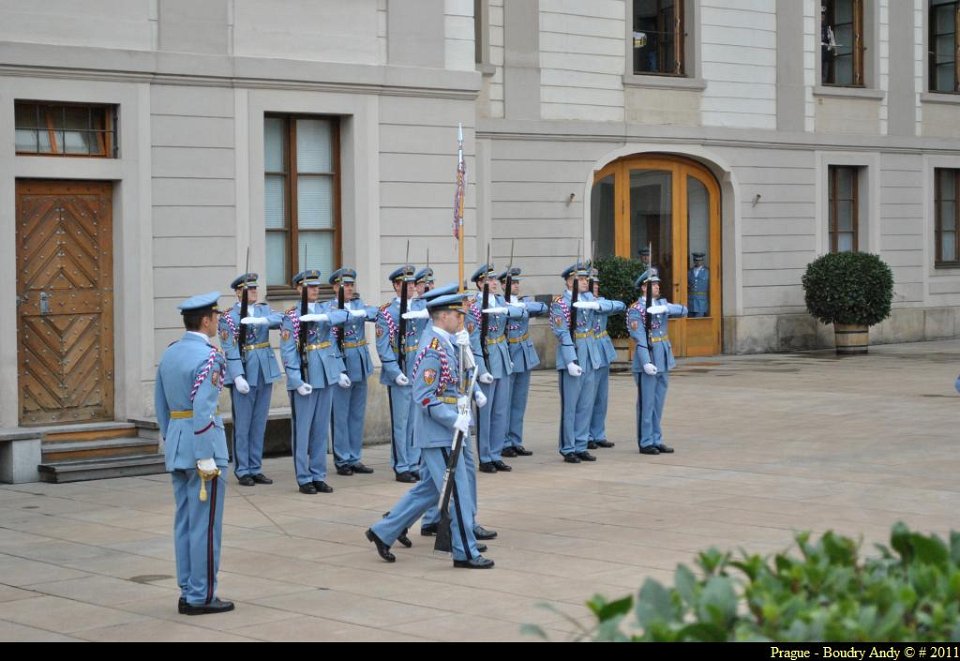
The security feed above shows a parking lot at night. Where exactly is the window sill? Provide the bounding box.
[477,63,496,77]
[921,92,960,106]
[622,74,706,91]
[934,263,960,270]
[267,285,333,301]
[812,86,885,101]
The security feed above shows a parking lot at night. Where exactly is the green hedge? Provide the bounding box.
[801,252,894,327]
[525,523,960,642]
[594,256,646,339]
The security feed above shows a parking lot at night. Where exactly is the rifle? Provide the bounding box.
[479,244,490,365]
[298,247,310,384]
[238,247,250,355]
[336,281,345,354]
[644,241,654,350]
[569,240,581,338]
[504,240,515,307]
[397,241,410,374]
[424,249,432,293]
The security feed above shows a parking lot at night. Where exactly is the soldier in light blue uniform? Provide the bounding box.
[375,265,423,483]
[155,292,234,615]
[500,267,548,458]
[688,252,709,317]
[415,266,434,296]
[329,268,378,476]
[588,267,626,450]
[280,269,350,494]
[366,292,494,569]
[626,268,688,455]
[467,264,524,473]
[218,273,283,487]
[550,263,604,463]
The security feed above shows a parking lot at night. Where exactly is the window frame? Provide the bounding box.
[14,101,118,158]
[929,0,960,93]
[265,114,342,296]
[630,0,685,77]
[935,168,960,267]
[828,165,860,254]
[822,0,866,88]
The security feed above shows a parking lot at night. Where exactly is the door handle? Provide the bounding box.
[39,291,50,316]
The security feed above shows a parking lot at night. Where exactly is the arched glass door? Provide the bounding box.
[591,155,721,357]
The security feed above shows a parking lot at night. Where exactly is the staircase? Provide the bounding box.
[36,421,165,483]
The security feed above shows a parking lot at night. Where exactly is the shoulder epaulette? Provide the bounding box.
[285,306,297,315]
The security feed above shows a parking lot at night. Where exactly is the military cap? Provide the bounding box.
[420,282,459,301]
[561,262,590,279]
[426,292,468,312]
[415,267,435,284]
[638,247,651,257]
[589,266,599,278]
[388,264,416,283]
[293,269,323,287]
[634,268,661,288]
[692,252,705,259]
[498,267,522,282]
[178,291,221,315]
[230,273,259,290]
[471,263,496,283]
[328,268,356,285]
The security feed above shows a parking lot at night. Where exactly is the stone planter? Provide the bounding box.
[834,323,869,355]
[612,337,633,366]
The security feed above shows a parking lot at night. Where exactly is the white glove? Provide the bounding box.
[338,373,352,388]
[646,305,668,315]
[197,458,217,473]
[299,313,329,323]
[454,329,471,347]
[233,375,250,394]
[454,411,472,434]
[474,389,487,408]
[478,372,494,385]
[643,363,658,376]
[401,309,429,320]
[240,316,269,326]
[394,373,410,387]
[481,307,508,315]
[573,301,601,310]
[297,383,313,396]
[348,308,368,317]
[566,363,583,377]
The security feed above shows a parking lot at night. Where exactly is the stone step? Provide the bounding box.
[37,455,166,483]
[42,437,159,463]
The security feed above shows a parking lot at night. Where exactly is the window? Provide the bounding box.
[829,166,859,253]
[930,0,959,93]
[15,102,117,157]
[935,168,960,266]
[821,0,864,86]
[264,115,341,289]
[632,0,684,76]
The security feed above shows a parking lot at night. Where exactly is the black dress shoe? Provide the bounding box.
[478,462,497,473]
[577,451,597,462]
[365,528,396,563]
[501,447,517,458]
[336,465,354,476]
[420,523,438,537]
[639,446,660,455]
[251,473,273,484]
[655,444,675,453]
[476,543,487,553]
[474,525,498,540]
[563,453,581,464]
[397,529,413,548]
[514,446,533,456]
[492,460,512,472]
[587,441,599,450]
[351,462,374,474]
[299,482,318,494]
[181,597,235,615]
[453,556,495,569]
[313,481,334,493]
[596,440,615,448]
[178,597,187,614]
[410,471,420,481]
[237,475,256,487]
[395,472,416,483]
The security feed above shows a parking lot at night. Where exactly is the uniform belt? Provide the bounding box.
[170,409,220,419]
[651,336,668,343]
[244,341,271,351]
[437,396,458,404]
[597,331,608,338]
[485,336,506,346]
[690,291,707,296]
[574,331,593,340]
[404,344,418,353]
[304,341,332,351]
[508,332,529,344]
[342,340,367,349]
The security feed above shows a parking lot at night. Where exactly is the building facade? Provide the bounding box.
[1,0,959,437]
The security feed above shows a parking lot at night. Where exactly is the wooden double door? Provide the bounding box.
[16,180,114,425]
[591,155,722,357]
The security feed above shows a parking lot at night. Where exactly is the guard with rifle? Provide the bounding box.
[550,262,604,463]
[626,267,688,455]
[365,292,493,569]
[587,265,627,451]
[218,273,283,487]
[415,266,435,296]
[328,268,379,477]
[280,269,351,494]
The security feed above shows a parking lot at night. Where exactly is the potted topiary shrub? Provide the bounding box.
[801,252,894,355]
[593,256,647,363]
